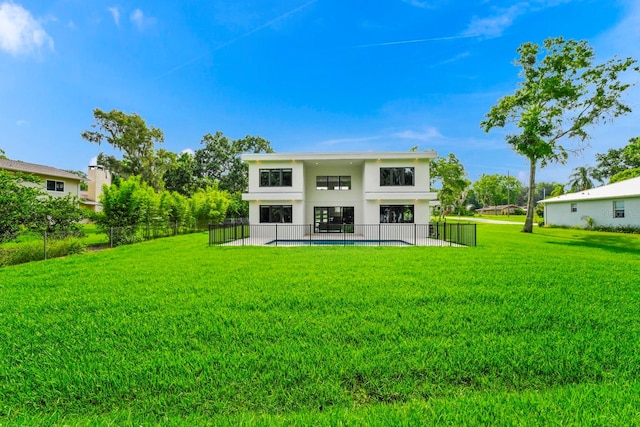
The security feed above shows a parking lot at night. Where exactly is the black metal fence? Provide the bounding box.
[209,222,476,247]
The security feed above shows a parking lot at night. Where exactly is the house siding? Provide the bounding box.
[22,174,81,198]
[545,197,640,227]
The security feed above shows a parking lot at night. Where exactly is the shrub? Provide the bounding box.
[0,238,86,267]
[581,215,596,230]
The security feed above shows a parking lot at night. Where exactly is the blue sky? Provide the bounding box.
[1,0,639,184]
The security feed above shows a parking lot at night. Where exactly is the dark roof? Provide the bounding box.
[0,158,84,181]
[476,204,521,210]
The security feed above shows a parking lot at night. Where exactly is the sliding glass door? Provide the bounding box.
[314,206,354,233]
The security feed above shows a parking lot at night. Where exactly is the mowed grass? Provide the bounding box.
[1,225,640,425]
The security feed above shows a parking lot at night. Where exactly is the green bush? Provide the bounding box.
[0,238,86,267]
[592,225,640,234]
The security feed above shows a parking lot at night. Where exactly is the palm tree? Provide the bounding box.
[568,166,597,192]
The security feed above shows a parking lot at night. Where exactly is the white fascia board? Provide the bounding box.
[242,192,304,201]
[242,152,437,162]
[365,191,438,200]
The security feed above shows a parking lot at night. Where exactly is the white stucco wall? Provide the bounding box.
[243,153,437,228]
[246,160,304,194]
[303,163,365,224]
[544,197,640,227]
[362,158,430,193]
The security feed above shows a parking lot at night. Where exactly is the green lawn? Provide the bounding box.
[1,225,640,425]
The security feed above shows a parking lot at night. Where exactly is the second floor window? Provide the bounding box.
[380,167,414,186]
[46,180,65,192]
[260,168,292,187]
[316,176,351,190]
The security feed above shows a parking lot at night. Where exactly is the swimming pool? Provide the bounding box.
[265,239,412,246]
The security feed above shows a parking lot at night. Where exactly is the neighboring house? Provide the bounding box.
[539,176,640,227]
[0,158,83,199]
[0,159,111,212]
[82,165,112,212]
[476,204,521,215]
[241,152,438,238]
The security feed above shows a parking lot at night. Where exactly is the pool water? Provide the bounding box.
[266,239,412,246]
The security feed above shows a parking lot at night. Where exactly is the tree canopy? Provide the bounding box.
[194,132,273,194]
[482,37,638,232]
[473,173,522,208]
[430,153,470,217]
[593,136,640,182]
[82,109,166,190]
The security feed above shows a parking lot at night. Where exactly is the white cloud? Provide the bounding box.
[108,6,120,25]
[181,148,195,156]
[464,4,526,39]
[0,1,54,56]
[392,127,442,141]
[16,119,26,126]
[130,8,156,31]
[463,0,573,39]
[401,0,433,9]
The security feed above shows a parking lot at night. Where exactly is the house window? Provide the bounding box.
[259,169,292,187]
[46,180,64,192]
[570,203,577,213]
[259,205,293,223]
[380,205,414,223]
[316,176,351,190]
[380,167,414,186]
[614,201,625,218]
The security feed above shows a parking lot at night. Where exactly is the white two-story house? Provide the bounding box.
[241,152,438,239]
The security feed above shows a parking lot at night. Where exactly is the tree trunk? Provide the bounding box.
[523,158,536,233]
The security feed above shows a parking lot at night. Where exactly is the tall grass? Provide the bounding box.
[1,225,639,425]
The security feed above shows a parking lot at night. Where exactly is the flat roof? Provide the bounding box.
[242,151,437,162]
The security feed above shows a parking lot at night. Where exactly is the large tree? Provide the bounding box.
[81,109,166,190]
[194,132,273,194]
[430,153,470,217]
[163,151,198,196]
[482,37,638,232]
[473,173,523,209]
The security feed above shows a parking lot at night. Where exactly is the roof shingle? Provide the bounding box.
[0,158,84,181]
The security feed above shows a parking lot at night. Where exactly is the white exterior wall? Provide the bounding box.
[545,197,640,227]
[303,163,365,224]
[243,153,438,234]
[362,159,429,193]
[246,160,305,195]
[362,158,433,224]
[245,160,305,228]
